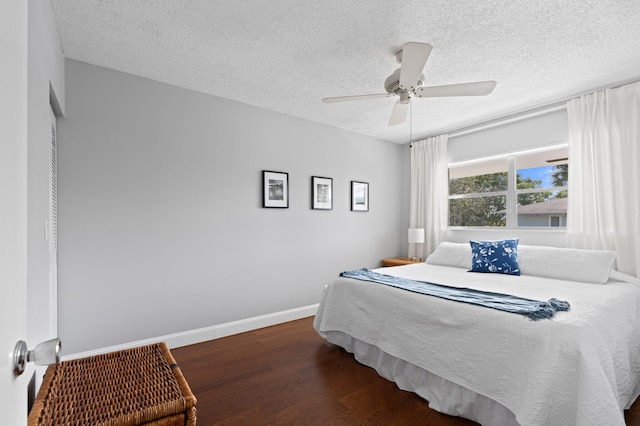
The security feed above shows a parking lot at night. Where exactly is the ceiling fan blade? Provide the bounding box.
[388,101,409,126]
[399,42,433,91]
[322,93,390,103]
[414,80,497,98]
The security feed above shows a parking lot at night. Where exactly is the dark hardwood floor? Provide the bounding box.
[171,316,640,425]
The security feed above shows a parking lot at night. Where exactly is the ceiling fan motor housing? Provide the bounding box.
[384,67,424,95]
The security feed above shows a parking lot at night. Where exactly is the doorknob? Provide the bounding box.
[13,338,61,376]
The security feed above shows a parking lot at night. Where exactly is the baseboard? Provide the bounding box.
[62,304,319,361]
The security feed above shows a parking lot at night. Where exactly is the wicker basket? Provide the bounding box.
[28,342,197,426]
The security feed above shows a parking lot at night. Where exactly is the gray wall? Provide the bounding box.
[58,60,407,355]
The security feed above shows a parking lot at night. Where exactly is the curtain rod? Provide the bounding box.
[413,77,640,143]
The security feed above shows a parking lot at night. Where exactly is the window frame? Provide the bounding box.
[448,145,568,229]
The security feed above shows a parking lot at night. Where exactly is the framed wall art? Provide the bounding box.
[311,176,333,210]
[351,180,369,212]
[262,170,289,208]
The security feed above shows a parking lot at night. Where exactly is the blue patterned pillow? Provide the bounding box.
[469,239,520,275]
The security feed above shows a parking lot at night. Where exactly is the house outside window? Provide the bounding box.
[449,146,568,228]
[516,200,567,227]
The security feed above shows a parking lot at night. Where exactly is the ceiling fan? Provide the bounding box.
[322,42,497,126]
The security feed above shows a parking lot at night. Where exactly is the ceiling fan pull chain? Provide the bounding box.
[410,99,413,145]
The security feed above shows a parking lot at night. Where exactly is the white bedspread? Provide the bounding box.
[313,263,640,426]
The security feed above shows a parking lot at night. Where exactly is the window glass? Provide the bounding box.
[516,194,568,227]
[516,164,567,189]
[515,148,567,228]
[449,196,507,227]
[516,147,568,190]
[449,147,568,228]
[449,172,508,195]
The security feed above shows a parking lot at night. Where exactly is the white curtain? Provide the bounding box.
[409,134,448,260]
[566,81,640,277]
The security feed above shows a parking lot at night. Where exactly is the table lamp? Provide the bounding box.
[408,228,425,261]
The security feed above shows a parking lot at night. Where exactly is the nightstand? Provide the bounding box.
[381,257,423,267]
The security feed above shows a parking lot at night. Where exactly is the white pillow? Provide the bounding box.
[609,270,640,286]
[427,242,617,284]
[518,245,616,284]
[425,242,471,269]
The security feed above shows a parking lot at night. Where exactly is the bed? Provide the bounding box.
[313,241,640,426]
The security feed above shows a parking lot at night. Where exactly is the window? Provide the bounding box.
[449,147,568,228]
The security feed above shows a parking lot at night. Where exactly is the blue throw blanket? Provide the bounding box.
[340,268,570,320]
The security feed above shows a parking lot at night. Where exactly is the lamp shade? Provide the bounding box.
[408,228,425,244]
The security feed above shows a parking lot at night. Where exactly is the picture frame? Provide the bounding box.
[311,176,333,210]
[262,170,289,208]
[351,180,369,212]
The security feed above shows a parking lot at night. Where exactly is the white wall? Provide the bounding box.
[58,60,406,355]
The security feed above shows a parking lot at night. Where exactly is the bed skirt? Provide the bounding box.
[325,330,519,426]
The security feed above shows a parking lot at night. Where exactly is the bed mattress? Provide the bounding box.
[314,262,640,426]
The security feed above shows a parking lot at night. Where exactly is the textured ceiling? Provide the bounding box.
[51,0,640,143]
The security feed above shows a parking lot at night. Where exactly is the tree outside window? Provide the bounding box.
[449,148,568,228]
